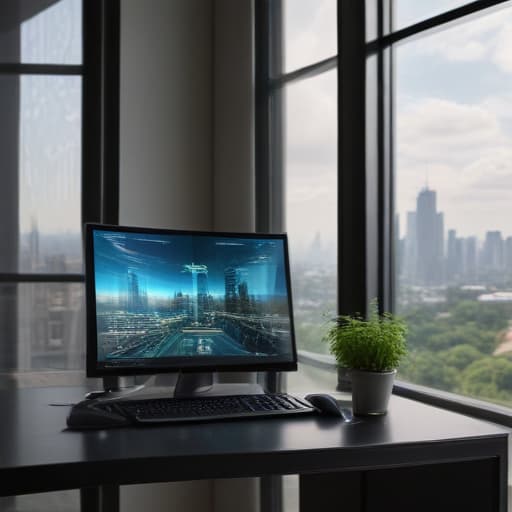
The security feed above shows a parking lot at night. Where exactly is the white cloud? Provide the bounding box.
[287,171,335,204]
[396,96,512,238]
[401,5,512,73]
[284,0,337,72]
[285,69,337,176]
[286,168,337,251]
[491,21,512,73]
[482,94,512,122]
[284,68,337,247]
[397,97,505,166]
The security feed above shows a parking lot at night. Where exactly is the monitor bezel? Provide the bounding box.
[85,223,298,377]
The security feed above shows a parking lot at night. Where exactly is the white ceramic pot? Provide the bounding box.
[350,369,396,416]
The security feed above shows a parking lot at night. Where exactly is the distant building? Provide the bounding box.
[404,211,417,280]
[399,186,511,290]
[416,187,444,285]
[478,291,512,303]
[505,236,512,268]
[446,229,457,281]
[482,231,504,270]
[463,236,477,279]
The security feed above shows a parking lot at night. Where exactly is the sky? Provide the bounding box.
[283,0,512,253]
[283,0,338,260]
[19,0,82,236]
[395,2,512,240]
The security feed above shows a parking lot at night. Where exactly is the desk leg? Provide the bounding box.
[80,487,100,512]
[260,475,283,511]
[80,485,119,512]
[100,484,120,512]
[300,472,362,512]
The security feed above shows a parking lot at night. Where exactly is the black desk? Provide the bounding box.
[0,387,508,512]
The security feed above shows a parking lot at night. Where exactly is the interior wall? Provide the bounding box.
[119,0,214,232]
[211,2,259,511]
[119,1,214,511]
[213,0,255,233]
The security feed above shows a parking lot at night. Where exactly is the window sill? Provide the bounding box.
[297,350,512,427]
[393,380,512,428]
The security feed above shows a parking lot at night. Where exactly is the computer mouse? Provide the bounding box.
[66,401,131,429]
[305,393,349,420]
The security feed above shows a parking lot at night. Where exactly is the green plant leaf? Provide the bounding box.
[324,301,407,371]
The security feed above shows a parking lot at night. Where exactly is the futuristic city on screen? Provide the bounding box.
[93,230,293,366]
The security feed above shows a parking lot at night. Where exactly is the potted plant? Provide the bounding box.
[325,303,407,416]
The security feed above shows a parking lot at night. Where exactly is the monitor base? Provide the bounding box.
[173,372,264,399]
[86,374,265,401]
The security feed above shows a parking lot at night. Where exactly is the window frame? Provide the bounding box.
[377,0,512,427]
[257,0,512,428]
[0,0,120,371]
[255,2,339,509]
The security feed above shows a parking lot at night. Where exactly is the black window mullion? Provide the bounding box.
[0,64,82,75]
[338,0,375,318]
[271,55,338,89]
[378,0,394,314]
[256,3,285,511]
[369,0,509,51]
[82,0,103,226]
[0,274,85,283]
[256,0,285,234]
[102,0,120,225]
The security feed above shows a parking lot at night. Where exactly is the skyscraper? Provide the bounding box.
[404,211,417,281]
[482,231,504,270]
[446,229,465,283]
[416,187,444,285]
[463,236,477,280]
[505,237,512,269]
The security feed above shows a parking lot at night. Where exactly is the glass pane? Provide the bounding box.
[0,0,82,64]
[395,5,512,408]
[284,69,337,391]
[394,0,472,30]
[0,74,82,273]
[0,283,85,377]
[283,0,337,73]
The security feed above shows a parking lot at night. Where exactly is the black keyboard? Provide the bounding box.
[97,393,315,424]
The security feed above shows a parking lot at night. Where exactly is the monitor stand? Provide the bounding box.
[85,374,265,401]
[173,372,264,399]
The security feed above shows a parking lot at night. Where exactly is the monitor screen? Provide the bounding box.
[85,224,297,376]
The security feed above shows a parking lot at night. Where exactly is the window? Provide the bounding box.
[0,0,119,383]
[0,2,118,510]
[392,1,512,412]
[259,0,512,422]
[256,2,338,510]
[256,0,338,394]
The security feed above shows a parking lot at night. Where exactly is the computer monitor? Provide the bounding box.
[85,224,297,379]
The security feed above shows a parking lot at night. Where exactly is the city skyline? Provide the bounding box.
[396,4,512,240]
[400,185,512,246]
[400,186,512,286]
